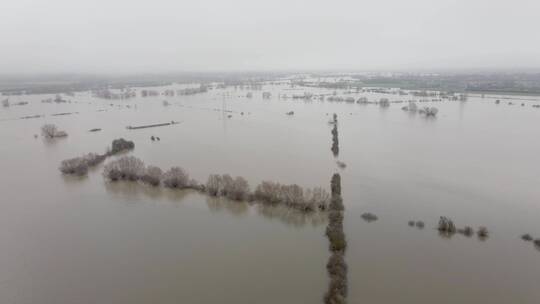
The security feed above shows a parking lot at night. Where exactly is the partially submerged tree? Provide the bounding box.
[379,98,390,107]
[162,166,189,189]
[228,176,250,201]
[60,153,106,176]
[458,226,474,237]
[477,226,489,239]
[109,138,135,155]
[361,212,378,222]
[59,157,89,176]
[206,174,223,196]
[325,252,348,304]
[140,165,163,186]
[304,187,331,211]
[438,216,456,234]
[103,156,145,181]
[419,107,439,116]
[521,234,533,241]
[41,124,68,138]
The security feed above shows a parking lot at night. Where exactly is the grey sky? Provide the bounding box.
[1,0,539,73]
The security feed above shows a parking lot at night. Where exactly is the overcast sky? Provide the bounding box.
[1,0,539,74]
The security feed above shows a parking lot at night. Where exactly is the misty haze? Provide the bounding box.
[1,1,540,304]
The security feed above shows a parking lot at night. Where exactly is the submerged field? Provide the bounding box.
[1,82,540,303]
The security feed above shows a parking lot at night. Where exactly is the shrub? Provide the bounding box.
[328,210,344,223]
[408,220,415,227]
[59,157,88,176]
[534,239,540,247]
[162,166,189,188]
[329,195,344,212]
[325,252,348,303]
[326,225,347,252]
[438,216,456,234]
[59,153,106,176]
[477,226,489,239]
[330,174,341,196]
[521,234,533,241]
[103,156,145,181]
[419,107,438,116]
[140,165,162,186]
[458,226,474,237]
[415,221,425,229]
[41,124,67,138]
[109,138,135,155]
[361,212,378,222]
[83,153,106,166]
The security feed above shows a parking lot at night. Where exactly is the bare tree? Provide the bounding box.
[59,157,88,176]
[220,174,234,196]
[206,174,222,196]
[103,156,145,181]
[162,167,189,188]
[41,124,58,138]
[305,187,330,210]
[140,165,163,186]
[437,216,456,234]
[229,176,250,201]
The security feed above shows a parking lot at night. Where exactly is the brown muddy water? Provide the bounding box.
[1,83,540,303]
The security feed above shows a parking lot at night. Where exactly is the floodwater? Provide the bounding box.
[1,83,540,303]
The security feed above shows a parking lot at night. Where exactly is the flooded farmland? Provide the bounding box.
[1,82,540,304]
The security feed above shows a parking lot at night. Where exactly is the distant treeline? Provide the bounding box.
[352,73,540,95]
[0,72,288,95]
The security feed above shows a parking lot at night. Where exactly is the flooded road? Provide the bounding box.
[1,84,539,303]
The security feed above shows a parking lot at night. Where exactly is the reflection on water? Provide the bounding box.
[104,180,191,202]
[255,204,327,228]
[206,195,249,217]
[104,181,327,228]
[1,83,540,304]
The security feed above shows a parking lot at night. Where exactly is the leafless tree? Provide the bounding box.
[59,157,89,176]
[162,166,189,188]
[477,226,489,239]
[304,187,330,210]
[220,174,235,196]
[254,181,282,204]
[206,174,222,196]
[438,216,456,234]
[103,156,145,181]
[41,124,62,138]
[140,165,163,186]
